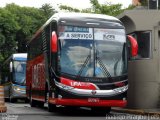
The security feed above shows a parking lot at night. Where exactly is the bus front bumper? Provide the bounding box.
[11,88,27,99]
[52,81,128,107]
[49,98,127,107]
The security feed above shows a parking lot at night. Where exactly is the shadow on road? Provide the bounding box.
[47,107,110,117]
[6,102,116,117]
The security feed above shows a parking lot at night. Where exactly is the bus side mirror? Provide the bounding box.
[10,62,13,72]
[127,35,138,57]
[51,31,58,52]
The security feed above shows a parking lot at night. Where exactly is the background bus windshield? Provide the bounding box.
[58,26,127,78]
[13,61,26,85]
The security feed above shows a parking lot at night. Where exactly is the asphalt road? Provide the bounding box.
[0,101,158,120]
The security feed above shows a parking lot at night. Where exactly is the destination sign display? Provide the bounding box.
[59,26,93,40]
[94,28,125,42]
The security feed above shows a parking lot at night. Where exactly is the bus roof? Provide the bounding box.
[2,53,27,65]
[29,12,122,44]
[50,12,120,22]
[12,53,27,60]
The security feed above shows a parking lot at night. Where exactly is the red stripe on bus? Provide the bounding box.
[61,77,97,90]
[48,97,127,107]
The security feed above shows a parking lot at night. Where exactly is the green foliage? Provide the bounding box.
[0,3,55,64]
[60,0,133,17]
[0,1,134,65]
[141,0,148,6]
[59,5,80,12]
[124,5,136,10]
[97,3,123,16]
[90,0,101,12]
[40,3,57,19]
[81,8,93,13]
[0,8,19,63]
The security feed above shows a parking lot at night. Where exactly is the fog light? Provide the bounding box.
[52,93,55,98]
[58,95,62,99]
[123,98,126,100]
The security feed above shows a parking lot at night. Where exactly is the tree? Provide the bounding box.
[59,0,134,16]
[140,0,148,6]
[59,5,80,12]
[91,0,135,17]
[0,3,55,63]
[40,3,57,19]
[0,8,19,63]
[5,3,55,53]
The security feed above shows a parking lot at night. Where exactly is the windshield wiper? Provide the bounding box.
[96,50,112,78]
[96,57,111,78]
[21,78,26,85]
[76,54,91,77]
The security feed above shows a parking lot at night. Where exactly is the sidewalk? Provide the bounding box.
[112,107,160,116]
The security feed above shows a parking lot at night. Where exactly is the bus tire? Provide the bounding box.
[48,103,56,112]
[30,97,36,107]
[10,98,17,103]
[9,91,17,103]
[29,87,36,107]
[45,83,57,112]
[25,98,29,103]
[38,101,44,108]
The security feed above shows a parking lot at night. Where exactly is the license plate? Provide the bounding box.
[88,98,100,103]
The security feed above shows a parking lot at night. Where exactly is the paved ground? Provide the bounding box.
[0,102,159,120]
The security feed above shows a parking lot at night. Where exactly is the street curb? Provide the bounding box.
[112,108,160,116]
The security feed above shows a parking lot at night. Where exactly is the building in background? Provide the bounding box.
[133,0,160,9]
[117,5,160,109]
[132,0,141,6]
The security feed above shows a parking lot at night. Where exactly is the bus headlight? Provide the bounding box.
[55,81,74,90]
[114,85,128,93]
[13,86,21,91]
[13,86,25,92]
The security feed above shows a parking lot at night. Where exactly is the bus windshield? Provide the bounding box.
[13,61,26,85]
[58,26,127,78]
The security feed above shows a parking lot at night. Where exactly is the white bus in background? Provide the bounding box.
[0,53,27,103]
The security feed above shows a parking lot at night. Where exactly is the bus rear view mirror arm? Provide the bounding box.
[10,62,13,72]
[127,35,138,57]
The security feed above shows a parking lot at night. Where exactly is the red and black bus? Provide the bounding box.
[26,13,138,113]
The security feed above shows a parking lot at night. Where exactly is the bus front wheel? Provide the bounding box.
[29,88,36,107]
[38,101,44,108]
[48,103,57,112]
[10,98,17,103]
